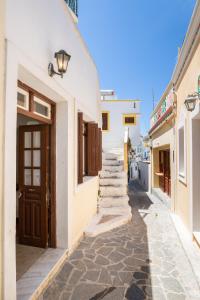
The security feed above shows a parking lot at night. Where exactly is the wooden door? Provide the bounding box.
[18,125,49,248]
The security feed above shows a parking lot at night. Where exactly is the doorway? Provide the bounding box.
[16,81,56,281]
[159,149,171,197]
[18,123,49,248]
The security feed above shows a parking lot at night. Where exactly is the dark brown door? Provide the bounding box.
[18,125,49,248]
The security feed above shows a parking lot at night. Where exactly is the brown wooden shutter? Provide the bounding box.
[102,113,108,130]
[87,123,98,176]
[98,128,102,171]
[78,112,83,184]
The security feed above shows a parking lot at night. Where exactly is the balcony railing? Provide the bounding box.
[65,0,78,17]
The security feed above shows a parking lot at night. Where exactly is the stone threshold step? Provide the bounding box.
[84,209,132,237]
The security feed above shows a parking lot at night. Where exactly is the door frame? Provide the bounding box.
[17,80,56,248]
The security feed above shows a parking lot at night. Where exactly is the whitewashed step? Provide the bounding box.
[100,206,132,215]
[102,153,118,160]
[99,196,129,208]
[102,165,124,172]
[99,171,127,179]
[100,186,127,197]
[84,209,132,237]
[102,159,123,166]
[100,178,127,186]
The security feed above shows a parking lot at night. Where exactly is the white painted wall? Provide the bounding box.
[101,100,141,152]
[4,1,100,299]
[138,161,151,192]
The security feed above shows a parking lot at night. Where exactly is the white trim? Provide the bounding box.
[177,107,187,184]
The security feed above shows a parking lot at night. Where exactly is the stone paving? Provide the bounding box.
[40,181,200,300]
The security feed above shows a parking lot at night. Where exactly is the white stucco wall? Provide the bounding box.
[0,0,5,298]
[101,100,141,152]
[4,1,100,299]
[138,161,151,192]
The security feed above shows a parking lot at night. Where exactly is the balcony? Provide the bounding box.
[65,0,78,17]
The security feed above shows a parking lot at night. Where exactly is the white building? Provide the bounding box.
[2,1,102,299]
[101,90,141,160]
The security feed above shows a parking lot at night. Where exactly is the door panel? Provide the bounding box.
[18,125,49,248]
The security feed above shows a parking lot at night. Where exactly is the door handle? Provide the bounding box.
[28,188,36,192]
[18,191,23,199]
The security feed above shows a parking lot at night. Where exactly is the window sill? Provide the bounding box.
[178,173,187,185]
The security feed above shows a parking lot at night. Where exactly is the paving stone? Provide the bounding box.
[70,250,83,260]
[96,246,113,256]
[83,258,100,270]
[43,282,62,300]
[133,271,149,280]
[118,271,133,284]
[98,268,112,285]
[95,255,110,266]
[41,181,200,300]
[107,262,124,271]
[55,262,73,283]
[125,283,145,300]
[70,283,106,300]
[68,269,83,285]
[59,291,71,300]
[108,251,125,263]
[161,277,184,293]
[167,293,186,300]
[100,287,126,300]
[82,270,100,282]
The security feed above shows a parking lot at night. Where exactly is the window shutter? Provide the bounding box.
[78,112,83,184]
[98,128,102,171]
[102,113,108,130]
[87,123,98,176]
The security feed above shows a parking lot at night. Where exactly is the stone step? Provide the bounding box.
[100,186,127,197]
[84,208,132,237]
[100,206,132,215]
[100,178,127,186]
[102,159,123,166]
[102,165,124,173]
[99,196,129,208]
[102,153,118,160]
[99,171,127,179]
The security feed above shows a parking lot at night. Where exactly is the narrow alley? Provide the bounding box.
[41,181,200,300]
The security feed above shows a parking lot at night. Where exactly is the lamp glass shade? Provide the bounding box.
[184,95,197,112]
[55,50,71,74]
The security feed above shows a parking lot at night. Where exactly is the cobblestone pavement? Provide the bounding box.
[41,181,200,300]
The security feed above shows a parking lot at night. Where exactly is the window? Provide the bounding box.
[78,112,102,184]
[178,126,185,179]
[33,96,51,119]
[17,88,29,111]
[65,0,78,16]
[123,114,136,125]
[102,112,109,131]
[133,102,136,109]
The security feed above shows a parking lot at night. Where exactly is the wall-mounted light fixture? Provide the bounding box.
[48,50,71,78]
[184,92,200,112]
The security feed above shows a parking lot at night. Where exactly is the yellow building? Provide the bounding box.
[150,1,200,247]
[173,1,200,245]
[149,85,176,209]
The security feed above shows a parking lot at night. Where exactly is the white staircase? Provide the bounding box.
[84,151,132,237]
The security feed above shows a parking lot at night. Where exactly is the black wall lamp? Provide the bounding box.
[184,92,200,112]
[48,50,71,78]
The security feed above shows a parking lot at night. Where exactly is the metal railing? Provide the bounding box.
[65,0,78,17]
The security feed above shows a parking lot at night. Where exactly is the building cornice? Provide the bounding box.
[101,99,142,102]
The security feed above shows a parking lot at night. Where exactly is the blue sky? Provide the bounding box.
[78,0,196,135]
